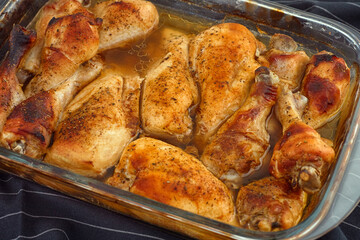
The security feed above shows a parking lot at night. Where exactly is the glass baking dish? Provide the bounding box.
[1,0,360,239]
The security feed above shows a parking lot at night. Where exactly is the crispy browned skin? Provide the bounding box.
[236,177,307,231]
[35,0,91,39]
[20,0,91,75]
[301,51,350,129]
[2,90,60,158]
[45,68,142,177]
[24,13,101,97]
[189,23,262,152]
[201,67,279,189]
[269,86,335,193]
[266,34,309,91]
[107,137,236,224]
[141,29,198,146]
[0,25,36,132]
[93,0,159,52]
[1,56,104,159]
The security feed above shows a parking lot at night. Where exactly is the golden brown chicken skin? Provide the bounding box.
[1,56,104,159]
[2,90,60,158]
[189,23,262,152]
[0,25,36,132]
[24,13,101,97]
[20,0,92,76]
[93,0,159,52]
[141,29,198,146]
[107,137,236,224]
[35,0,92,40]
[266,34,310,91]
[201,67,279,189]
[236,176,307,232]
[269,86,335,193]
[301,51,350,129]
[45,68,142,177]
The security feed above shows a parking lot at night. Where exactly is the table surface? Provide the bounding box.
[1,0,360,239]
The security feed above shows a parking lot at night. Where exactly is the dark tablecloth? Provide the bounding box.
[1,0,360,239]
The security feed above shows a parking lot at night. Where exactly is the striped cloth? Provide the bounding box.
[0,0,359,239]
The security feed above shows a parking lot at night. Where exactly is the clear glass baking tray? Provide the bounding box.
[1,0,360,239]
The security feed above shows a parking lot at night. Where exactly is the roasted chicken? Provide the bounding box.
[189,23,262,151]
[24,12,101,97]
[0,0,348,232]
[236,176,307,231]
[141,29,198,146]
[201,67,279,189]
[107,137,236,224]
[0,25,36,132]
[1,56,104,159]
[301,51,350,129]
[45,68,142,177]
[266,34,310,91]
[93,0,159,52]
[269,86,336,193]
[19,0,92,77]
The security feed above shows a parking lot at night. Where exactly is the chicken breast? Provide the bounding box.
[1,56,104,159]
[266,34,310,91]
[141,29,198,146]
[107,137,236,224]
[19,0,92,76]
[24,13,101,97]
[301,51,350,129]
[189,23,262,151]
[201,67,279,189]
[45,68,142,177]
[0,25,36,132]
[236,176,307,231]
[269,86,335,193]
[93,0,159,52]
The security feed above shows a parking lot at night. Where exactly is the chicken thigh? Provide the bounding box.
[1,56,104,159]
[19,0,91,76]
[201,67,279,189]
[189,23,262,151]
[269,86,335,193]
[266,34,310,91]
[45,68,142,177]
[141,29,198,146]
[24,12,101,97]
[236,176,307,231]
[0,25,36,132]
[301,51,350,129]
[107,137,236,224]
[93,0,159,52]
